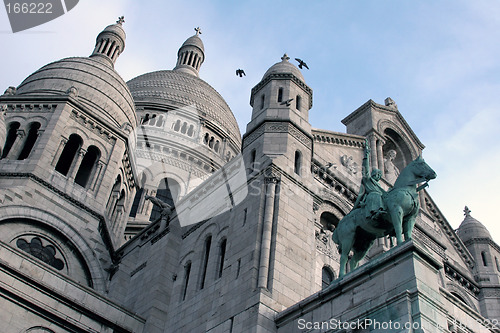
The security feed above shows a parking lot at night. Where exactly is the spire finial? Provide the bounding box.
[464,206,471,216]
[116,16,125,25]
[281,53,290,62]
[195,27,202,36]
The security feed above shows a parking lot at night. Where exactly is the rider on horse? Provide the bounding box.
[354,140,386,220]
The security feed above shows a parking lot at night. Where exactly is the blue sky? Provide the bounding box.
[1,0,499,241]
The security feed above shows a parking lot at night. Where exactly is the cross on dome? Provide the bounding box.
[281,53,290,62]
[464,206,471,216]
[116,16,125,25]
[195,27,202,35]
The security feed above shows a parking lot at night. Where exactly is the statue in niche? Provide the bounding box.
[146,195,173,228]
[332,139,437,277]
[383,149,400,184]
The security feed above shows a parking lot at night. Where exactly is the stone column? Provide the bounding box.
[68,148,86,180]
[376,139,384,173]
[6,129,25,159]
[89,160,104,191]
[51,138,67,166]
[369,135,377,172]
[258,176,279,289]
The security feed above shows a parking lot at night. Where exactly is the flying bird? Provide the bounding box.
[295,58,309,70]
[280,98,294,106]
[236,69,246,77]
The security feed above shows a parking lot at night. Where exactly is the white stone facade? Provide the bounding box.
[0,21,499,333]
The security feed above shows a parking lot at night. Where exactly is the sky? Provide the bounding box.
[1,0,499,242]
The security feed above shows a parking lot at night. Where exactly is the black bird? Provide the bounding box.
[295,58,309,70]
[280,98,294,107]
[236,69,246,77]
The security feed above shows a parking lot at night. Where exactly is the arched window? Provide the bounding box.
[107,175,121,214]
[55,134,82,176]
[481,251,488,266]
[208,137,214,149]
[148,114,157,126]
[150,178,179,222]
[496,257,500,272]
[200,236,212,289]
[156,115,163,127]
[322,266,334,288]
[214,140,220,153]
[187,125,194,137]
[294,150,302,175]
[174,120,181,132]
[18,122,41,160]
[296,95,302,111]
[142,114,150,124]
[182,261,191,301]
[260,94,265,110]
[203,133,209,145]
[277,87,283,103]
[74,146,100,187]
[181,122,187,134]
[129,174,146,218]
[250,149,256,172]
[1,121,20,158]
[217,238,227,279]
[112,189,126,219]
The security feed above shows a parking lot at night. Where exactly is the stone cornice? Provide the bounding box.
[311,159,357,205]
[312,128,365,148]
[242,119,313,150]
[464,237,500,254]
[444,262,480,295]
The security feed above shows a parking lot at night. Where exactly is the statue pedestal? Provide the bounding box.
[276,240,487,332]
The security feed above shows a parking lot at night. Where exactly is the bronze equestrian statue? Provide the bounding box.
[332,140,436,277]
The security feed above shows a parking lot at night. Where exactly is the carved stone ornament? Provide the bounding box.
[3,86,16,96]
[340,155,358,174]
[66,86,79,98]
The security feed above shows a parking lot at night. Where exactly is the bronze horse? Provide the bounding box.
[332,156,436,277]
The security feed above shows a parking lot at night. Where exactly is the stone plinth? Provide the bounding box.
[276,241,494,333]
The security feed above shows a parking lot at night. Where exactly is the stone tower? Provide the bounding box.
[0,18,137,292]
[457,206,500,321]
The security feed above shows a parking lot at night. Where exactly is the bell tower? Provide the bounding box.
[243,54,313,178]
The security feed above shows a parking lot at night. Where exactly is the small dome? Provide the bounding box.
[101,22,126,42]
[262,54,304,82]
[181,34,204,53]
[16,57,137,130]
[174,28,205,77]
[456,206,492,243]
[90,17,127,67]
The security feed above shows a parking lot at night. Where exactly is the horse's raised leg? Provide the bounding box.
[388,206,404,244]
